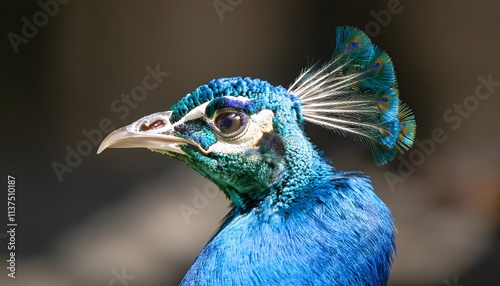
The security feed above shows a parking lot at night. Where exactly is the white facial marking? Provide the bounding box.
[174,96,251,126]
[207,109,274,154]
[174,102,210,127]
[172,96,273,155]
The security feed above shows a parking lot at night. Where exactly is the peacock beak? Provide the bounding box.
[97,111,198,155]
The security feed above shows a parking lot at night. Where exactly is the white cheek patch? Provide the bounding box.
[207,109,275,154]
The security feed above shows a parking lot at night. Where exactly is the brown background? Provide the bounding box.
[1,1,500,285]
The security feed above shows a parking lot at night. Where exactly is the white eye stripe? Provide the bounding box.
[173,102,210,127]
[174,96,252,126]
[171,96,274,155]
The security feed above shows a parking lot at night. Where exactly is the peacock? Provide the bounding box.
[98,26,416,285]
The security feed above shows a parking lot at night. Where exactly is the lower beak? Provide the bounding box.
[97,111,196,155]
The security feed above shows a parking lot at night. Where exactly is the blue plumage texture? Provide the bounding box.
[99,26,416,285]
[168,76,397,285]
[182,174,395,285]
[170,77,293,123]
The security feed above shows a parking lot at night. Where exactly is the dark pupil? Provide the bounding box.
[217,113,241,134]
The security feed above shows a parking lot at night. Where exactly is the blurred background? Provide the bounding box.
[1,1,500,285]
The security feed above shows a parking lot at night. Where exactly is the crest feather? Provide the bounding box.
[288,26,416,165]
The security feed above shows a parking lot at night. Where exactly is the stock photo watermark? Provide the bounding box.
[213,0,243,21]
[178,182,220,224]
[108,267,135,286]
[7,0,71,54]
[51,64,170,182]
[385,73,499,191]
[6,175,17,278]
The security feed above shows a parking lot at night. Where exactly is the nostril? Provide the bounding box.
[140,119,166,131]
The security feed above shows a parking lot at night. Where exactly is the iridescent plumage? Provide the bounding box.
[98,26,416,285]
[289,26,415,165]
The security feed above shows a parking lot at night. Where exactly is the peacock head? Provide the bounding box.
[98,77,312,208]
[98,27,416,210]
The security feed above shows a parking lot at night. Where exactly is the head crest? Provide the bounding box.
[288,26,416,165]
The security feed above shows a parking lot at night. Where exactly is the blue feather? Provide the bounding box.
[334,26,375,69]
[362,49,396,90]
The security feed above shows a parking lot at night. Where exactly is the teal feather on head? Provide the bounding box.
[362,49,396,90]
[334,26,374,68]
[378,118,400,148]
[395,102,416,153]
[374,87,399,121]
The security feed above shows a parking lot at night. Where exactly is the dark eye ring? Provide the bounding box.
[209,108,249,138]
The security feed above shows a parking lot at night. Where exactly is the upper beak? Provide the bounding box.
[97,111,200,155]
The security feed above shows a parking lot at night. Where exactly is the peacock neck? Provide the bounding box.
[272,142,334,211]
[226,132,336,216]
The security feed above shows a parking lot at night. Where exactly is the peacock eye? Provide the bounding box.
[210,108,248,138]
